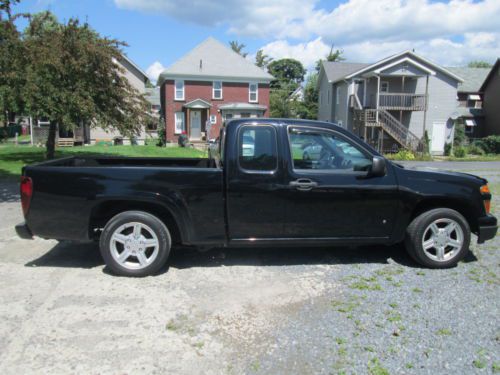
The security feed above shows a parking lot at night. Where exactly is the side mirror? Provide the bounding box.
[369,156,386,177]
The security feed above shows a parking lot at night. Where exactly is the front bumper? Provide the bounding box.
[15,222,33,239]
[477,215,498,244]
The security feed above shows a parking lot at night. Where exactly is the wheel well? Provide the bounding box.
[410,199,478,232]
[89,200,183,244]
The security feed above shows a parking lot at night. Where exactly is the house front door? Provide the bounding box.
[190,110,201,140]
[431,121,446,154]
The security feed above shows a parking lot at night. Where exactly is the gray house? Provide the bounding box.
[318,51,463,155]
[479,58,500,137]
[447,66,490,138]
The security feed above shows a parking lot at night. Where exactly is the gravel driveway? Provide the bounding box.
[0,161,498,374]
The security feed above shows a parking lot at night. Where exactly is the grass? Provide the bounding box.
[0,144,206,180]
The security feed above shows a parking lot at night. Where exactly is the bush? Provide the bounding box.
[388,149,415,160]
[444,142,452,156]
[481,135,500,154]
[454,146,467,158]
[467,143,485,155]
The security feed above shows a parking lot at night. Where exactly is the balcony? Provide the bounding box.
[379,93,426,111]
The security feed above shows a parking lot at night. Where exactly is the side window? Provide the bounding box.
[238,126,277,171]
[289,128,372,172]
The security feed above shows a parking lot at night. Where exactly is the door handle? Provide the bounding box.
[289,179,318,191]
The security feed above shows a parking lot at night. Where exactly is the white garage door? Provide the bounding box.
[431,122,446,154]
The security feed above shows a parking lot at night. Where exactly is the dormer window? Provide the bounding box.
[213,81,222,99]
[249,83,258,103]
[175,80,184,100]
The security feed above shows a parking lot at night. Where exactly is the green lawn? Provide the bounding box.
[0,144,206,180]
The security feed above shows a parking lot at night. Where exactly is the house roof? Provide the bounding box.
[447,66,491,92]
[479,58,500,92]
[145,87,160,106]
[322,62,370,83]
[322,51,463,84]
[184,98,212,109]
[119,53,149,83]
[158,37,274,84]
[451,107,484,119]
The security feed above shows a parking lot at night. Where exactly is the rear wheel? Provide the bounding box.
[99,211,171,277]
[405,208,470,268]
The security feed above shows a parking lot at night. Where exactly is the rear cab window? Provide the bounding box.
[238,125,278,172]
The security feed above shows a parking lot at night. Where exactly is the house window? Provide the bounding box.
[210,115,217,124]
[465,119,476,134]
[174,112,185,134]
[213,81,222,99]
[175,80,184,100]
[336,86,340,105]
[240,113,251,118]
[225,113,233,121]
[249,83,258,103]
[380,81,389,93]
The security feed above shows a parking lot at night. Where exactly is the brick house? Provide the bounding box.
[158,37,274,142]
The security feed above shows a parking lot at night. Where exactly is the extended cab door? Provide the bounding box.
[225,123,287,240]
[283,125,399,240]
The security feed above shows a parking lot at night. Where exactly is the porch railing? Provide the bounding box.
[379,93,426,111]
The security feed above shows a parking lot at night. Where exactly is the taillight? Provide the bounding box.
[20,176,33,216]
[480,184,491,214]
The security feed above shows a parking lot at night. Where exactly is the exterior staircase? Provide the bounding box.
[351,94,424,153]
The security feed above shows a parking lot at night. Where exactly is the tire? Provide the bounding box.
[99,211,171,277]
[405,208,471,268]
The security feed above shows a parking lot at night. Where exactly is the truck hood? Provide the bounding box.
[393,163,488,185]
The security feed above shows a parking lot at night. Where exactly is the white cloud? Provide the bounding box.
[146,61,165,83]
[261,37,331,69]
[114,0,315,39]
[310,0,500,44]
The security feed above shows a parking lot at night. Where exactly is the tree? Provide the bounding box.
[467,61,492,68]
[229,40,247,58]
[23,16,149,158]
[315,44,344,72]
[0,0,27,127]
[255,49,272,68]
[267,58,306,89]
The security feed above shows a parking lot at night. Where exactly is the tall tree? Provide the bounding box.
[267,58,306,89]
[255,49,272,68]
[229,40,247,58]
[467,61,492,68]
[23,16,149,158]
[315,44,345,72]
[0,0,27,127]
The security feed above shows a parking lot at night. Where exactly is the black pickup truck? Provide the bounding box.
[16,119,497,276]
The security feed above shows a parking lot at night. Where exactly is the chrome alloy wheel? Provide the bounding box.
[110,222,159,270]
[421,218,464,262]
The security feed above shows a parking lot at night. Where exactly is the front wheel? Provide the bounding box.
[405,208,471,268]
[99,211,171,277]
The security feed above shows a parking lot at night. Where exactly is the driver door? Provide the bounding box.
[284,125,399,239]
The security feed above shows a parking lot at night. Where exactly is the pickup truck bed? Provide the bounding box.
[23,156,225,244]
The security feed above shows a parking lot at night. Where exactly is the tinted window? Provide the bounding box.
[289,128,372,172]
[239,126,277,171]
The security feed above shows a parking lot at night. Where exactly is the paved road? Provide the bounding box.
[0,162,498,374]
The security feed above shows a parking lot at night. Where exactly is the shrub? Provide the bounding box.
[481,135,500,154]
[444,142,452,156]
[389,149,415,160]
[454,146,467,158]
[467,143,485,155]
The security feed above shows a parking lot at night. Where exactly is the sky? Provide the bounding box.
[13,0,500,83]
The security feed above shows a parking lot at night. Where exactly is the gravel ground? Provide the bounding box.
[0,161,498,374]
